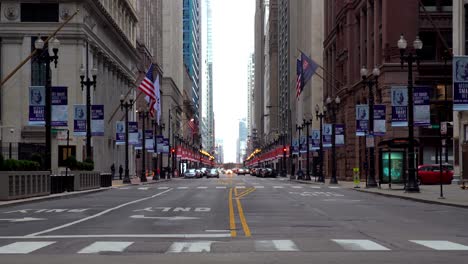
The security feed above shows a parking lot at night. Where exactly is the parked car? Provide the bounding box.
[244,168,250,175]
[255,168,266,177]
[417,164,453,185]
[200,167,208,177]
[184,169,197,178]
[195,169,203,178]
[207,168,220,178]
[260,168,277,178]
[237,168,245,175]
[226,169,233,174]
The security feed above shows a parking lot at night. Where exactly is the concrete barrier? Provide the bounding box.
[0,171,51,200]
[72,171,101,191]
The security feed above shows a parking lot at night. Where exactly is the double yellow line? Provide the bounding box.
[228,187,255,237]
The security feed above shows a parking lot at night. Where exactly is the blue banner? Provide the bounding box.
[51,86,68,127]
[374,104,386,136]
[299,136,307,153]
[310,129,320,150]
[91,105,104,136]
[391,86,408,127]
[115,121,125,145]
[129,122,138,145]
[292,139,299,155]
[73,104,86,136]
[453,56,468,110]
[335,124,345,147]
[156,135,164,153]
[356,104,369,136]
[414,86,431,127]
[29,86,45,126]
[323,124,332,148]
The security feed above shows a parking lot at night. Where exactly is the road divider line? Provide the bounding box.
[236,187,253,197]
[235,195,251,237]
[25,189,173,237]
[237,188,256,199]
[228,188,237,238]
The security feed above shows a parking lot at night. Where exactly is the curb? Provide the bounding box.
[0,187,111,208]
[112,178,172,188]
[353,188,468,209]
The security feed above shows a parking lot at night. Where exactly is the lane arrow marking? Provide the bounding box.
[130,215,200,220]
[0,217,47,223]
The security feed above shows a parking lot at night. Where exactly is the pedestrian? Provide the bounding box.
[111,163,115,179]
[119,165,123,180]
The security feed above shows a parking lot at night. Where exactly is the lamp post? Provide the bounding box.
[34,36,60,171]
[398,34,423,193]
[326,95,341,184]
[295,124,304,178]
[138,107,149,183]
[79,41,97,161]
[302,119,312,181]
[120,94,134,184]
[360,65,380,187]
[315,104,327,182]
[281,131,287,177]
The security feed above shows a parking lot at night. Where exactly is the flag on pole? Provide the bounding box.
[153,74,161,124]
[296,58,303,99]
[188,119,196,134]
[300,52,319,88]
[137,64,156,102]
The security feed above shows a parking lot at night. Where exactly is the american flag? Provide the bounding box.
[188,119,197,134]
[296,58,303,99]
[137,64,156,116]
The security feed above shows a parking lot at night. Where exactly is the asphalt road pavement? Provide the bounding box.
[1,173,468,263]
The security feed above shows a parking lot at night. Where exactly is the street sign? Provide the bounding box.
[441,122,447,135]
[366,135,375,148]
[353,168,360,188]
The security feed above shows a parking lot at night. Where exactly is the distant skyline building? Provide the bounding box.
[215,138,224,164]
[183,0,201,122]
[247,53,255,149]
[237,118,248,163]
[202,0,215,152]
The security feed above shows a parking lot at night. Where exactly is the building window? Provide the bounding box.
[21,3,59,22]
[419,32,437,61]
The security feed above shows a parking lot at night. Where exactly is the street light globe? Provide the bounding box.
[50,37,60,50]
[9,128,14,134]
[315,104,320,113]
[397,34,407,50]
[372,66,380,77]
[120,94,125,103]
[129,94,134,103]
[34,37,44,50]
[79,64,86,77]
[360,66,368,77]
[326,96,332,105]
[413,35,423,50]
[91,66,98,77]
[335,96,341,105]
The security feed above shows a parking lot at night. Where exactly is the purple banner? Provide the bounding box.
[374,104,386,136]
[73,105,86,136]
[51,86,68,127]
[115,121,125,145]
[414,86,431,127]
[335,124,345,147]
[299,136,307,153]
[292,139,299,155]
[91,105,104,136]
[323,124,332,148]
[356,104,369,136]
[391,86,408,127]
[129,122,138,145]
[29,86,45,126]
[453,56,468,110]
[163,138,170,154]
[310,130,320,150]
[155,135,164,153]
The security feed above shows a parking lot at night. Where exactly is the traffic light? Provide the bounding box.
[283,147,287,153]
[170,148,175,157]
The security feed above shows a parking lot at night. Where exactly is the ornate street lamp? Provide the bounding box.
[138,106,149,182]
[326,95,341,184]
[398,34,423,193]
[120,94,134,184]
[315,104,327,182]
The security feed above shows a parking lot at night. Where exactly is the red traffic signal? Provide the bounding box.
[171,148,175,153]
[283,147,287,152]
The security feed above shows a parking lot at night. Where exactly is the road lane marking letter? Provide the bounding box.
[78,241,133,254]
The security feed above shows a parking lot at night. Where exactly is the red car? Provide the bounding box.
[417,164,453,185]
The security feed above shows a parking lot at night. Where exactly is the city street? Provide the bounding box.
[0,174,467,263]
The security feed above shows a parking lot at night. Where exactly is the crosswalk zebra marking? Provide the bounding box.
[177,187,189,189]
[332,239,390,251]
[78,241,133,254]
[410,240,468,250]
[255,240,299,252]
[157,187,170,190]
[166,241,213,253]
[197,186,208,189]
[0,241,56,254]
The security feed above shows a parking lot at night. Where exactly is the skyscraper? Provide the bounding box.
[202,0,215,152]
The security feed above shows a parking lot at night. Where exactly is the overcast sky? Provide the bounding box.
[211,0,254,163]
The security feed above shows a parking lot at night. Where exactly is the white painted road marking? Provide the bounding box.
[410,240,468,250]
[254,186,264,188]
[329,186,340,189]
[235,186,246,189]
[309,186,321,189]
[0,241,55,254]
[197,186,208,189]
[216,186,227,189]
[332,239,390,251]
[78,241,133,254]
[273,186,284,189]
[130,215,200,220]
[0,217,46,223]
[118,187,131,190]
[167,241,213,253]
[157,187,170,190]
[138,187,149,190]
[255,240,299,251]
[291,186,303,189]
[0,234,231,239]
[26,189,173,237]
[177,187,189,189]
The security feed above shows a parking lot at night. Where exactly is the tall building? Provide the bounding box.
[323,0,452,180]
[202,0,215,152]
[254,0,266,149]
[247,53,255,152]
[183,0,202,124]
[215,138,224,164]
[237,118,248,163]
[0,0,139,173]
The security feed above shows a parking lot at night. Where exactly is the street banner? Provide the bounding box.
[453,56,468,110]
[391,86,408,127]
[146,130,154,151]
[128,122,138,145]
[311,129,320,150]
[51,86,68,127]
[163,138,170,153]
[323,124,332,148]
[156,135,164,153]
[73,104,86,136]
[414,86,431,127]
[335,124,345,147]
[135,130,143,150]
[299,136,307,153]
[374,104,386,136]
[292,139,299,155]
[356,104,369,136]
[29,86,45,126]
[115,121,125,145]
[91,105,104,136]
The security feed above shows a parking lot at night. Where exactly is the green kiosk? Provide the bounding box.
[378,138,419,188]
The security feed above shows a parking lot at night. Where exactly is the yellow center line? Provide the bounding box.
[228,188,237,237]
[235,196,251,237]
[236,187,253,197]
[237,188,256,199]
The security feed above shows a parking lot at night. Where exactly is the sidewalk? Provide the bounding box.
[289,176,468,208]
[0,176,172,208]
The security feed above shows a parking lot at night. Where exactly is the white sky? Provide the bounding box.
[212,0,254,163]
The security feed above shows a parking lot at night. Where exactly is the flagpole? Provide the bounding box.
[296,48,344,87]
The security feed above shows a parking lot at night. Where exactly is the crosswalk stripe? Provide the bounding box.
[0,241,55,254]
[216,186,227,189]
[197,186,208,189]
[310,186,321,189]
[78,241,133,254]
[138,187,149,190]
[118,187,131,190]
[329,186,340,189]
[273,186,284,189]
[255,240,298,251]
[332,239,390,251]
[410,240,468,250]
[167,242,213,253]
[235,186,246,189]
[158,187,170,190]
[291,186,303,189]
[177,187,188,189]
[254,186,264,188]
